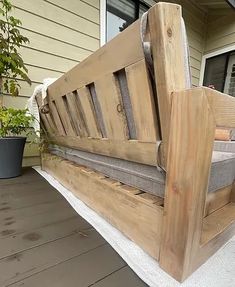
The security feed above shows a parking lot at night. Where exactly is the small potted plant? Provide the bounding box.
[0,107,34,178]
[0,0,33,178]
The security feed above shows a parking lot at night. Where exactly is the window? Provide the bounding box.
[106,0,149,42]
[224,54,235,96]
[203,51,235,97]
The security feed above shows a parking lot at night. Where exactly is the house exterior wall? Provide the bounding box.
[180,2,207,87]
[204,14,235,54]
[3,0,100,167]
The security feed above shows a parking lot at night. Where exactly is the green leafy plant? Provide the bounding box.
[0,106,34,137]
[0,0,31,97]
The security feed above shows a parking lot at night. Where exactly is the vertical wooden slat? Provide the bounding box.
[148,3,187,164]
[66,92,88,137]
[125,59,159,142]
[50,100,66,136]
[77,87,101,139]
[56,97,77,136]
[40,114,52,135]
[95,74,128,140]
[45,113,56,135]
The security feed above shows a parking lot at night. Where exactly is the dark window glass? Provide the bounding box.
[203,54,228,92]
[106,0,149,42]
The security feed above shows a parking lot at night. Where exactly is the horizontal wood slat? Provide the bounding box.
[52,136,157,166]
[42,153,163,260]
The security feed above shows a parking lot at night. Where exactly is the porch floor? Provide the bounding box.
[0,168,147,287]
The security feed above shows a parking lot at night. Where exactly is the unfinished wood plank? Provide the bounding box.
[215,128,232,141]
[205,87,235,128]
[42,153,163,259]
[56,96,77,137]
[65,92,88,137]
[45,113,57,134]
[35,93,54,134]
[201,202,235,245]
[53,136,157,166]
[95,74,128,140]
[205,185,233,217]
[77,86,101,138]
[125,60,159,142]
[160,88,215,281]
[49,100,66,136]
[148,3,187,165]
[138,193,164,207]
[0,229,105,286]
[47,20,144,99]
[8,245,125,287]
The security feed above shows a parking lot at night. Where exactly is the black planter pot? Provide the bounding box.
[0,137,26,179]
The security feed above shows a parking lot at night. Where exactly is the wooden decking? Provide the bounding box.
[0,168,147,287]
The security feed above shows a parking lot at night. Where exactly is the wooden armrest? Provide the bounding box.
[203,87,235,128]
[161,87,235,281]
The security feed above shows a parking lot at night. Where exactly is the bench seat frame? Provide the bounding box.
[37,3,235,282]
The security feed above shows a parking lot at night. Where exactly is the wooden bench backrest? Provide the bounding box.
[39,2,187,166]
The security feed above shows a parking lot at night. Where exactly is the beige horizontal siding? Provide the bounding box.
[182,8,206,86]
[3,0,100,166]
[205,14,235,53]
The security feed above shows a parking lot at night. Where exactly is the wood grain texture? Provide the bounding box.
[125,60,159,142]
[201,202,235,245]
[52,136,157,166]
[47,20,143,99]
[205,185,233,216]
[95,74,128,140]
[160,88,215,281]
[205,87,235,128]
[42,153,163,259]
[148,3,187,165]
[215,128,232,141]
[77,87,101,138]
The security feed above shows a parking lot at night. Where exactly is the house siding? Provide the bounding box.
[3,0,100,166]
[205,14,235,54]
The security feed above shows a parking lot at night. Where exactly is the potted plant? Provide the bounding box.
[0,107,34,178]
[0,0,33,178]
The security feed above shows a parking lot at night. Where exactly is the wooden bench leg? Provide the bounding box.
[159,89,215,282]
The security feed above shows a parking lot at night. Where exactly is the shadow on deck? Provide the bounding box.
[0,168,147,287]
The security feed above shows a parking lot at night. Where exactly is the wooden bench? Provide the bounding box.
[36,2,235,282]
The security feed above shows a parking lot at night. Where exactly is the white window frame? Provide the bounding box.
[99,0,156,47]
[199,44,235,86]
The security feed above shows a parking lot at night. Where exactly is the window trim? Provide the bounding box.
[99,0,155,47]
[199,44,235,87]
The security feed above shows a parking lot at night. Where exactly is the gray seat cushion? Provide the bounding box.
[214,140,235,153]
[49,145,235,198]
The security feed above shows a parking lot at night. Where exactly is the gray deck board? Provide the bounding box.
[0,168,147,286]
